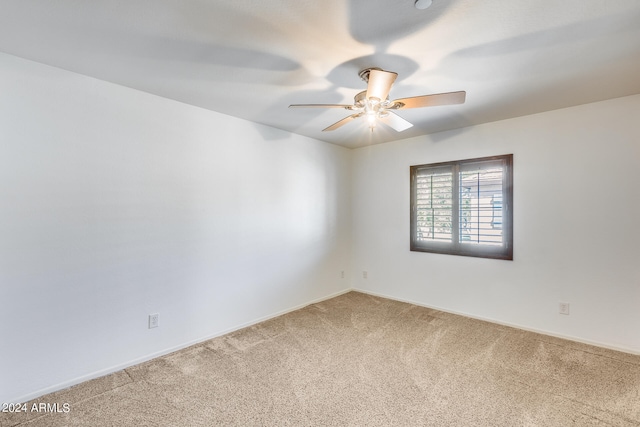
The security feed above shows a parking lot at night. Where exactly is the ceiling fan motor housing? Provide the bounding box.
[354,90,367,107]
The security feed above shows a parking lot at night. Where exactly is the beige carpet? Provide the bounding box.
[3,291,640,426]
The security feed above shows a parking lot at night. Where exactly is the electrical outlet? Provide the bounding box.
[559,303,570,315]
[149,313,159,328]
[341,270,345,279]
[363,271,368,279]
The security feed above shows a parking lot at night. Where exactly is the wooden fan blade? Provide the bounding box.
[390,91,466,109]
[366,69,398,102]
[289,104,353,109]
[379,112,413,132]
[322,113,363,131]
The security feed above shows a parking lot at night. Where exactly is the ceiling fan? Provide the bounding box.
[289,68,465,132]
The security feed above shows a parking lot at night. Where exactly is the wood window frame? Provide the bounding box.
[410,154,513,260]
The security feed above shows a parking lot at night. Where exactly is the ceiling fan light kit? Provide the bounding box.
[289,67,465,133]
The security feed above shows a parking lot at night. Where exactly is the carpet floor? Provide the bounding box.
[3,291,640,426]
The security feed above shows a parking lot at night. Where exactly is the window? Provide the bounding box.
[410,154,513,260]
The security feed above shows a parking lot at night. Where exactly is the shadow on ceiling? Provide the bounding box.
[348,0,452,52]
[441,8,640,81]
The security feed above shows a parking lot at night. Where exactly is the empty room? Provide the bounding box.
[1,0,639,426]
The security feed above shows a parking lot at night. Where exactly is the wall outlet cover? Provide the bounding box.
[559,303,570,315]
[149,313,159,328]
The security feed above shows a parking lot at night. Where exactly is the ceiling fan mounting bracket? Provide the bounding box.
[358,67,383,83]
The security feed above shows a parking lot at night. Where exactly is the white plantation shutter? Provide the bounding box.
[415,168,453,242]
[411,155,513,260]
[459,161,504,246]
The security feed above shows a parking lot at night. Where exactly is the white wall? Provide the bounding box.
[351,94,640,354]
[0,53,351,403]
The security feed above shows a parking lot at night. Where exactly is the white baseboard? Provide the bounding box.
[351,287,640,356]
[11,288,352,404]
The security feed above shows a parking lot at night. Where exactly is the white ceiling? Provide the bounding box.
[2,0,640,148]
